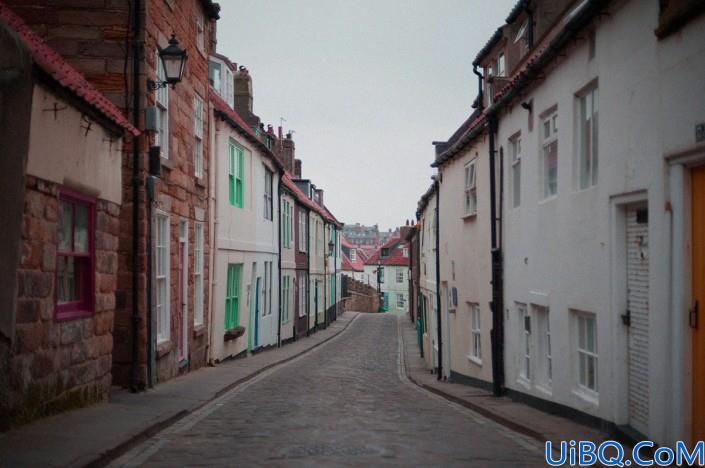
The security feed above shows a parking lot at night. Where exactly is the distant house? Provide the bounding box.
[364,232,411,314]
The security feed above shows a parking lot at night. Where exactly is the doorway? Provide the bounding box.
[177,220,188,364]
[692,166,705,441]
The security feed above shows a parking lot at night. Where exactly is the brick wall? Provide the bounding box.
[9,176,117,425]
[341,277,380,313]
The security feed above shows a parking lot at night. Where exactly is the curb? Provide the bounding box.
[398,318,547,444]
[85,312,360,468]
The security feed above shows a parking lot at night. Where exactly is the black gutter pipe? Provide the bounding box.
[434,181,442,381]
[277,177,282,347]
[130,0,142,393]
[472,65,484,111]
[306,210,311,336]
[488,114,504,397]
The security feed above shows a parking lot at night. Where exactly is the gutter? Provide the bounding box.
[130,0,142,392]
[434,181,442,380]
[277,177,282,347]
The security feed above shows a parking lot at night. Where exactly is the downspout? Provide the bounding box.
[277,177,282,347]
[472,65,484,110]
[323,224,327,329]
[306,211,311,336]
[130,0,142,392]
[207,111,219,363]
[526,5,535,49]
[488,114,505,396]
[434,181,442,381]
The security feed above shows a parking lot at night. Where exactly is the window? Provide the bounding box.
[509,135,521,208]
[381,248,389,258]
[209,61,221,95]
[282,276,290,324]
[56,192,95,319]
[264,168,273,220]
[396,269,404,283]
[542,111,558,198]
[225,67,234,108]
[282,200,292,248]
[497,52,506,77]
[534,305,551,386]
[397,293,405,308]
[194,223,204,326]
[156,51,169,159]
[577,313,598,392]
[263,261,272,317]
[299,211,307,252]
[464,159,477,216]
[403,247,409,257]
[194,96,204,178]
[518,303,530,380]
[228,140,244,208]
[378,267,385,283]
[298,271,308,317]
[350,249,356,262]
[225,264,242,331]
[196,12,205,54]
[578,86,599,189]
[155,213,170,342]
[469,303,481,362]
[515,20,528,43]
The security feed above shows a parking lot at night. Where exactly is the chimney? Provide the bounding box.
[315,189,324,207]
[294,159,302,178]
[234,66,253,115]
[281,133,295,173]
[278,126,283,140]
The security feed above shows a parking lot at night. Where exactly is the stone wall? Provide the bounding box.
[341,277,380,313]
[8,176,117,426]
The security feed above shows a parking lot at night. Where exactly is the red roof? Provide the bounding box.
[340,235,354,249]
[365,238,410,267]
[341,251,364,272]
[282,171,338,224]
[0,3,139,136]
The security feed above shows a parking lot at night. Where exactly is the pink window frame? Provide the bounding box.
[55,188,96,321]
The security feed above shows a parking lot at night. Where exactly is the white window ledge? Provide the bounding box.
[572,387,599,407]
[466,354,483,366]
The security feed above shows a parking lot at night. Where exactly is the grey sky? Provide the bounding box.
[217,0,516,231]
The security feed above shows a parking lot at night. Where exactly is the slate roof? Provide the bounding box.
[0,3,139,136]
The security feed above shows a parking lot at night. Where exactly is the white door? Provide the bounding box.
[626,207,649,435]
[260,260,276,347]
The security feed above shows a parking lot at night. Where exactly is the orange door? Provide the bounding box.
[692,166,705,442]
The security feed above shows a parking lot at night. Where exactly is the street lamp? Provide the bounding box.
[327,239,334,257]
[148,34,187,90]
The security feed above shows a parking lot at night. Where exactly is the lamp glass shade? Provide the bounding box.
[159,35,187,85]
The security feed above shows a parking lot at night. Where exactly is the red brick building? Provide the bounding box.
[4,0,220,389]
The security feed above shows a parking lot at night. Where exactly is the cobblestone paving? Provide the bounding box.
[120,314,546,467]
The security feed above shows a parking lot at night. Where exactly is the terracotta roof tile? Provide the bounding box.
[0,3,139,136]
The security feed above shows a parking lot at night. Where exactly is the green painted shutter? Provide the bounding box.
[225,264,241,330]
[236,148,244,208]
[228,144,235,206]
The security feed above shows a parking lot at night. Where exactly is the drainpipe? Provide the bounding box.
[277,177,282,347]
[472,65,484,110]
[488,114,505,396]
[146,175,154,386]
[306,211,311,336]
[130,0,142,392]
[323,224,328,329]
[207,112,219,363]
[434,181,442,381]
[526,5,535,49]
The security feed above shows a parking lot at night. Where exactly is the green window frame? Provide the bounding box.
[282,200,293,249]
[225,264,242,330]
[228,140,244,208]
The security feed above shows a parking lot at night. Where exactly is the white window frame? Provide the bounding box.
[155,50,169,159]
[194,95,204,178]
[469,303,482,363]
[397,293,405,308]
[194,222,204,326]
[225,67,234,108]
[396,268,404,283]
[298,272,307,317]
[541,110,558,199]
[264,168,273,221]
[533,305,551,388]
[576,313,598,393]
[577,85,599,190]
[464,159,477,216]
[497,52,506,77]
[282,275,290,324]
[155,212,170,343]
[510,135,521,208]
[299,211,307,253]
[403,247,409,257]
[518,303,530,381]
[196,12,205,54]
[350,249,356,262]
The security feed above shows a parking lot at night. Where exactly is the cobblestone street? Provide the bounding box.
[111,314,545,467]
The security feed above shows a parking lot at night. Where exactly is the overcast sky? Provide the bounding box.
[217,0,516,231]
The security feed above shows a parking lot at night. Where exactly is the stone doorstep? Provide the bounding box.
[399,317,610,449]
[1,312,360,468]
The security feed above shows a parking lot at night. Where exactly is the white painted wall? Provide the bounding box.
[418,191,438,371]
[499,1,705,445]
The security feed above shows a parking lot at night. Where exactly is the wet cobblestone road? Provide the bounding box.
[114,314,545,467]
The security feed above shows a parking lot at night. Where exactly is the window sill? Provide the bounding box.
[539,195,557,205]
[156,340,171,359]
[56,306,94,322]
[224,326,246,342]
[461,212,477,220]
[516,375,532,390]
[535,383,553,397]
[192,324,206,338]
[160,157,175,171]
[467,355,483,366]
[572,387,599,406]
[195,176,207,189]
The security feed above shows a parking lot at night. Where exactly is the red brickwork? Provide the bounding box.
[9,176,117,424]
